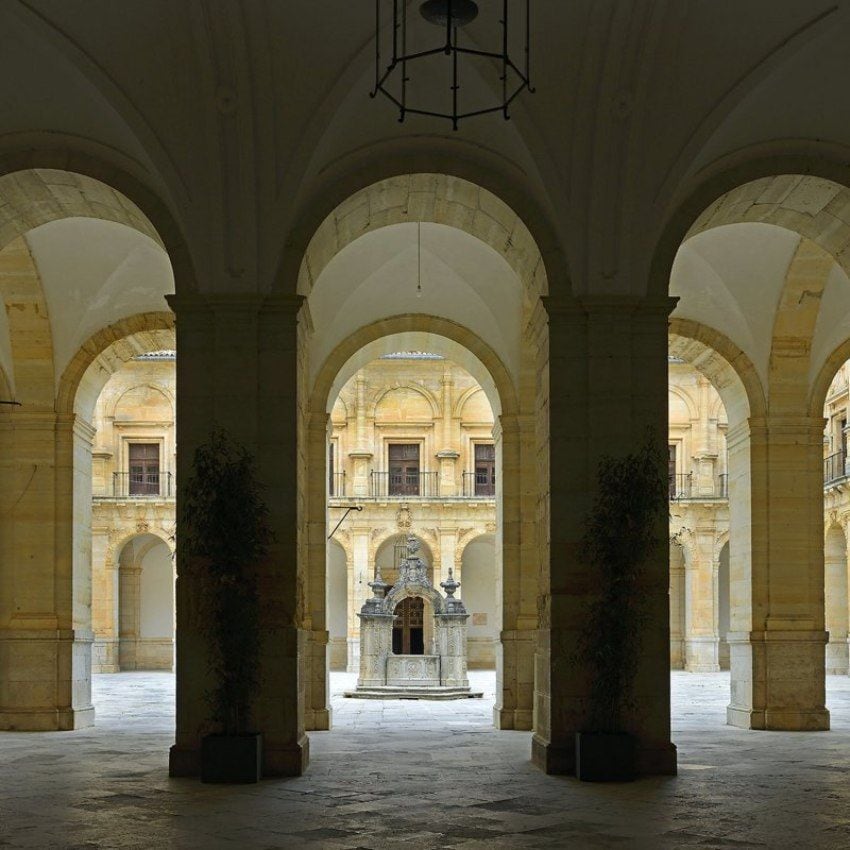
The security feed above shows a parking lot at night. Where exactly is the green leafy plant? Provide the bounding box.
[181,427,272,736]
[577,430,669,732]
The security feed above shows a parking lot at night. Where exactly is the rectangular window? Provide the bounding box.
[328,442,335,496]
[668,444,677,498]
[388,443,420,496]
[474,443,496,496]
[128,443,160,496]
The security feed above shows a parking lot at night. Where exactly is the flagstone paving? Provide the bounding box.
[2,671,850,848]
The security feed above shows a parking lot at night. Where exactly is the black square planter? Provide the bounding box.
[201,733,262,783]
[575,732,636,782]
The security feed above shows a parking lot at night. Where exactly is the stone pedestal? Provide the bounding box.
[435,613,470,688]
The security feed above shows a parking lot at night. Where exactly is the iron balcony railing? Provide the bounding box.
[93,471,173,499]
[825,450,847,485]
[370,470,439,498]
[329,472,346,498]
[669,473,730,501]
[462,471,496,498]
[669,473,692,500]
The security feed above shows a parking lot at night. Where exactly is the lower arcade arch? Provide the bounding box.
[668,319,850,729]
[668,323,759,718]
[104,532,175,673]
[307,320,531,732]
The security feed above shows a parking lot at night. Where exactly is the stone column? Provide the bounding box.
[437,369,459,496]
[345,549,358,672]
[118,564,142,671]
[684,524,721,672]
[669,544,685,668]
[438,528,457,585]
[92,533,120,673]
[167,293,309,777]
[532,295,677,776]
[348,373,372,496]
[347,529,371,672]
[824,525,848,675]
[494,412,536,731]
[693,377,718,496]
[727,416,829,730]
[0,412,95,730]
[305,409,331,731]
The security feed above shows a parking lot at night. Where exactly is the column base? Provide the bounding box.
[532,734,574,774]
[727,705,830,731]
[305,708,331,731]
[263,735,311,776]
[494,706,532,730]
[495,629,535,732]
[532,735,677,776]
[727,629,829,730]
[170,735,311,777]
[0,627,94,731]
[826,640,849,675]
[0,705,94,731]
[304,629,331,732]
[684,636,720,672]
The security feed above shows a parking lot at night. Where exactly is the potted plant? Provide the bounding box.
[574,431,668,782]
[181,427,272,783]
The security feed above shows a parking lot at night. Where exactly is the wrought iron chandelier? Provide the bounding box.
[371,1,534,131]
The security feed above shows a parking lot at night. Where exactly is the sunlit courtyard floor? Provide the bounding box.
[3,672,850,848]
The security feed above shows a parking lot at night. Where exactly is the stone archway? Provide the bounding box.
[305,316,532,736]
[660,169,850,730]
[0,166,182,732]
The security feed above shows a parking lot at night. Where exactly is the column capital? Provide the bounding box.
[166,292,306,317]
[541,293,678,324]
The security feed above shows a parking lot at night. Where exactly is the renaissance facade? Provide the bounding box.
[81,348,850,687]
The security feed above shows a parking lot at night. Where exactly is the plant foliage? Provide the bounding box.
[577,430,669,732]
[180,428,272,736]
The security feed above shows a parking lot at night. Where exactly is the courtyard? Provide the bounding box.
[1,672,850,848]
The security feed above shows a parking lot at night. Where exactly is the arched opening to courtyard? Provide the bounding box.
[320,340,504,719]
[293,172,548,750]
[0,166,182,732]
[659,171,850,732]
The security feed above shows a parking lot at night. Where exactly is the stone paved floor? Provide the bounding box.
[2,672,850,848]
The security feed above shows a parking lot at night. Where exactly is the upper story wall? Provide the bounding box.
[91,357,175,498]
[330,355,494,497]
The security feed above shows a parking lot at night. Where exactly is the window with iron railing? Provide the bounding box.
[825,450,847,485]
[107,470,173,498]
[370,469,439,498]
[128,443,160,496]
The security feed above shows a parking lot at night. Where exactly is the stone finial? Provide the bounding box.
[440,565,460,599]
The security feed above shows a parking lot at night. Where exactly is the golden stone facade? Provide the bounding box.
[80,352,850,689]
[90,357,176,674]
[327,354,498,672]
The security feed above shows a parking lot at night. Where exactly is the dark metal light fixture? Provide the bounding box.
[371,0,534,131]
